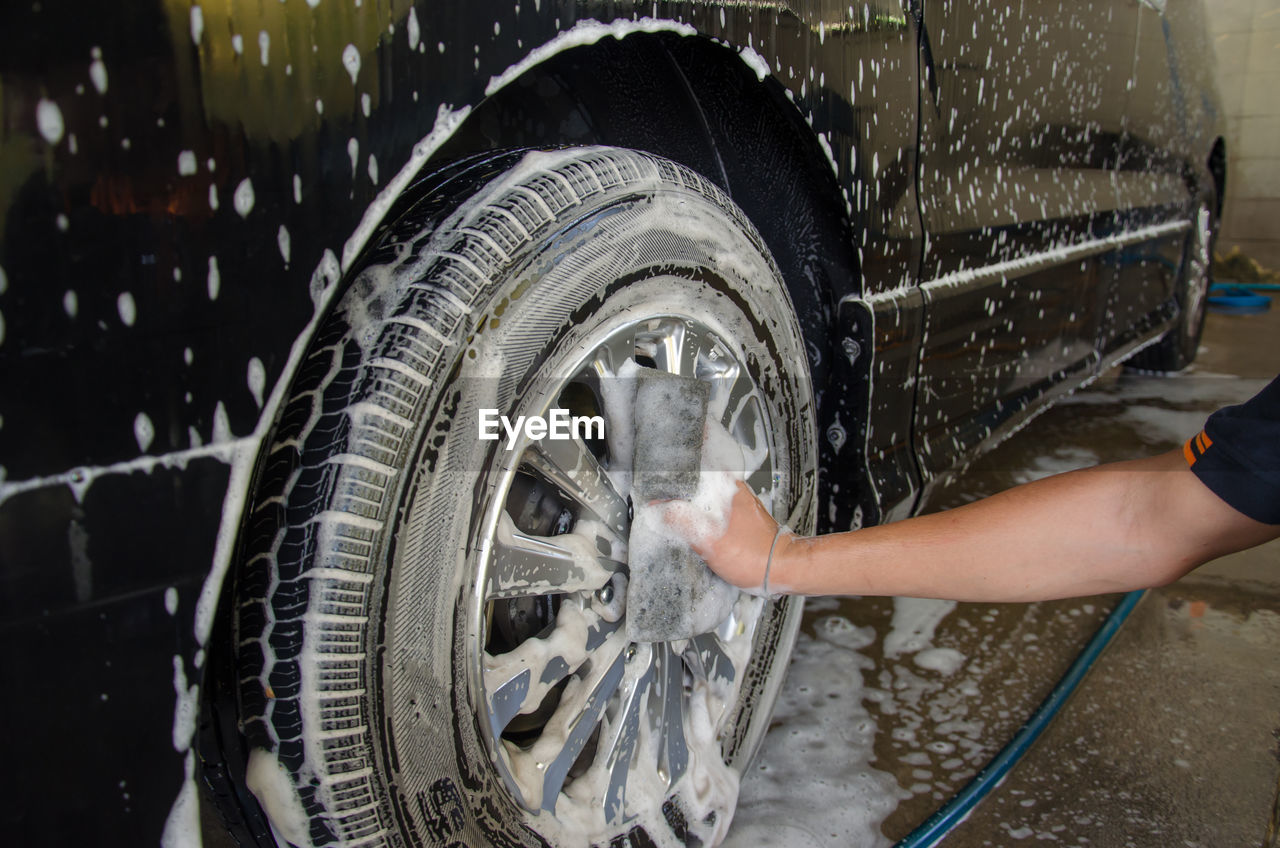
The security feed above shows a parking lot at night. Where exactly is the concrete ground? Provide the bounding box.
[728,302,1280,847]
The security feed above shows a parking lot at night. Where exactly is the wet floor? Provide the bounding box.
[726,302,1280,848]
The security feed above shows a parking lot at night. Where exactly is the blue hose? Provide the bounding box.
[893,590,1146,848]
[1218,281,1280,292]
[1208,284,1271,314]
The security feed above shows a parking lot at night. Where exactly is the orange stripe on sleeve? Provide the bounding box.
[1184,437,1197,467]
[1201,431,1213,450]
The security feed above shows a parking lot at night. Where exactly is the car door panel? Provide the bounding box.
[1097,0,1196,357]
[913,0,1140,480]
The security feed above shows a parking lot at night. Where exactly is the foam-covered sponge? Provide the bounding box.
[626,370,738,642]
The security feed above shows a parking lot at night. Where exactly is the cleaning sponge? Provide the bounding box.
[626,369,739,642]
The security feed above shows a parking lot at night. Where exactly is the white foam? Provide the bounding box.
[407,8,420,51]
[277,225,291,265]
[492,358,770,843]
[135,413,155,453]
[814,614,877,651]
[0,439,249,509]
[342,43,361,85]
[89,48,108,94]
[245,748,315,848]
[247,357,266,409]
[725,627,902,847]
[160,751,200,848]
[170,654,198,752]
[233,178,255,218]
[884,598,957,658]
[737,45,771,81]
[207,256,221,301]
[189,7,203,46]
[117,291,136,326]
[913,647,966,676]
[36,99,64,145]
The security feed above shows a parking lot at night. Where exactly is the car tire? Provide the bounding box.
[1129,193,1216,373]
[232,147,816,848]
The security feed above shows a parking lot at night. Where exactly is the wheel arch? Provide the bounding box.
[429,30,862,396]
[425,30,867,533]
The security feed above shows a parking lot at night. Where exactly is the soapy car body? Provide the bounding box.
[0,0,1222,845]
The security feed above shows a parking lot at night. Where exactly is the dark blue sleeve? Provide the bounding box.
[1184,375,1280,525]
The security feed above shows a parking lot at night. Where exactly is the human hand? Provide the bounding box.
[662,480,789,594]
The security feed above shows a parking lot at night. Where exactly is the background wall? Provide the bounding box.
[1207,0,1280,269]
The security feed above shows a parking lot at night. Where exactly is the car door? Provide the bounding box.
[1096,0,1194,357]
[911,0,1137,481]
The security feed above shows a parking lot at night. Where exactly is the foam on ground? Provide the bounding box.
[884,598,959,659]
[724,615,904,848]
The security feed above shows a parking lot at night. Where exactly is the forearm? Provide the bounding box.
[769,449,1279,601]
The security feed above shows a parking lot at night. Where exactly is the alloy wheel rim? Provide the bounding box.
[468,310,777,835]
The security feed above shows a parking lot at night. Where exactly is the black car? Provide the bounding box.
[0,1,1223,846]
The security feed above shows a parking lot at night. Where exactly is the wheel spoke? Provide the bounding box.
[705,362,742,423]
[600,643,657,823]
[488,512,620,600]
[685,633,737,686]
[522,438,629,539]
[530,630,630,812]
[598,333,641,379]
[656,645,689,789]
[584,350,615,381]
[713,367,758,431]
[484,605,621,736]
[487,667,533,739]
[652,322,697,376]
